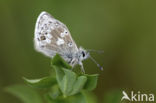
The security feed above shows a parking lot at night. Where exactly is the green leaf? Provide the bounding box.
[44,85,67,103]
[54,66,77,96]
[83,74,99,91]
[54,66,64,85]
[82,91,97,103]
[5,84,43,103]
[44,93,66,103]
[23,76,56,88]
[51,54,77,96]
[51,54,72,69]
[62,68,77,96]
[70,76,87,95]
[51,54,98,97]
[67,92,86,103]
[48,85,61,99]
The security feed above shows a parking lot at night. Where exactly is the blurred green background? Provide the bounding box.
[0,0,156,103]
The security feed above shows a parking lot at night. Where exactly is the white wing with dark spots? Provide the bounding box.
[34,11,78,59]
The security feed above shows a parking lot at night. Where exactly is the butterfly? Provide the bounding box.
[34,11,103,73]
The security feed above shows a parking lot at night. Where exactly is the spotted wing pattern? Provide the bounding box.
[34,11,78,59]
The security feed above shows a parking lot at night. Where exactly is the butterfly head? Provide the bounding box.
[78,47,90,61]
[79,47,104,71]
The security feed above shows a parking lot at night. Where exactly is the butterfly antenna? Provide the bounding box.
[87,49,104,54]
[89,56,103,71]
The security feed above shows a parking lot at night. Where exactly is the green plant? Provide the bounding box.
[5,54,98,103]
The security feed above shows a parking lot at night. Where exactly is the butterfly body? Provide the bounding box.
[34,11,89,72]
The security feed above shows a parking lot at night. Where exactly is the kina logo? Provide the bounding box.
[121,91,154,102]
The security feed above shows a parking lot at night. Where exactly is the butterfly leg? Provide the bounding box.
[70,58,76,71]
[79,62,85,73]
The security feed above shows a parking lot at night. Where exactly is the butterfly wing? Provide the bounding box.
[34,11,79,59]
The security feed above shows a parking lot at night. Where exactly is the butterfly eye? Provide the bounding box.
[82,51,85,57]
